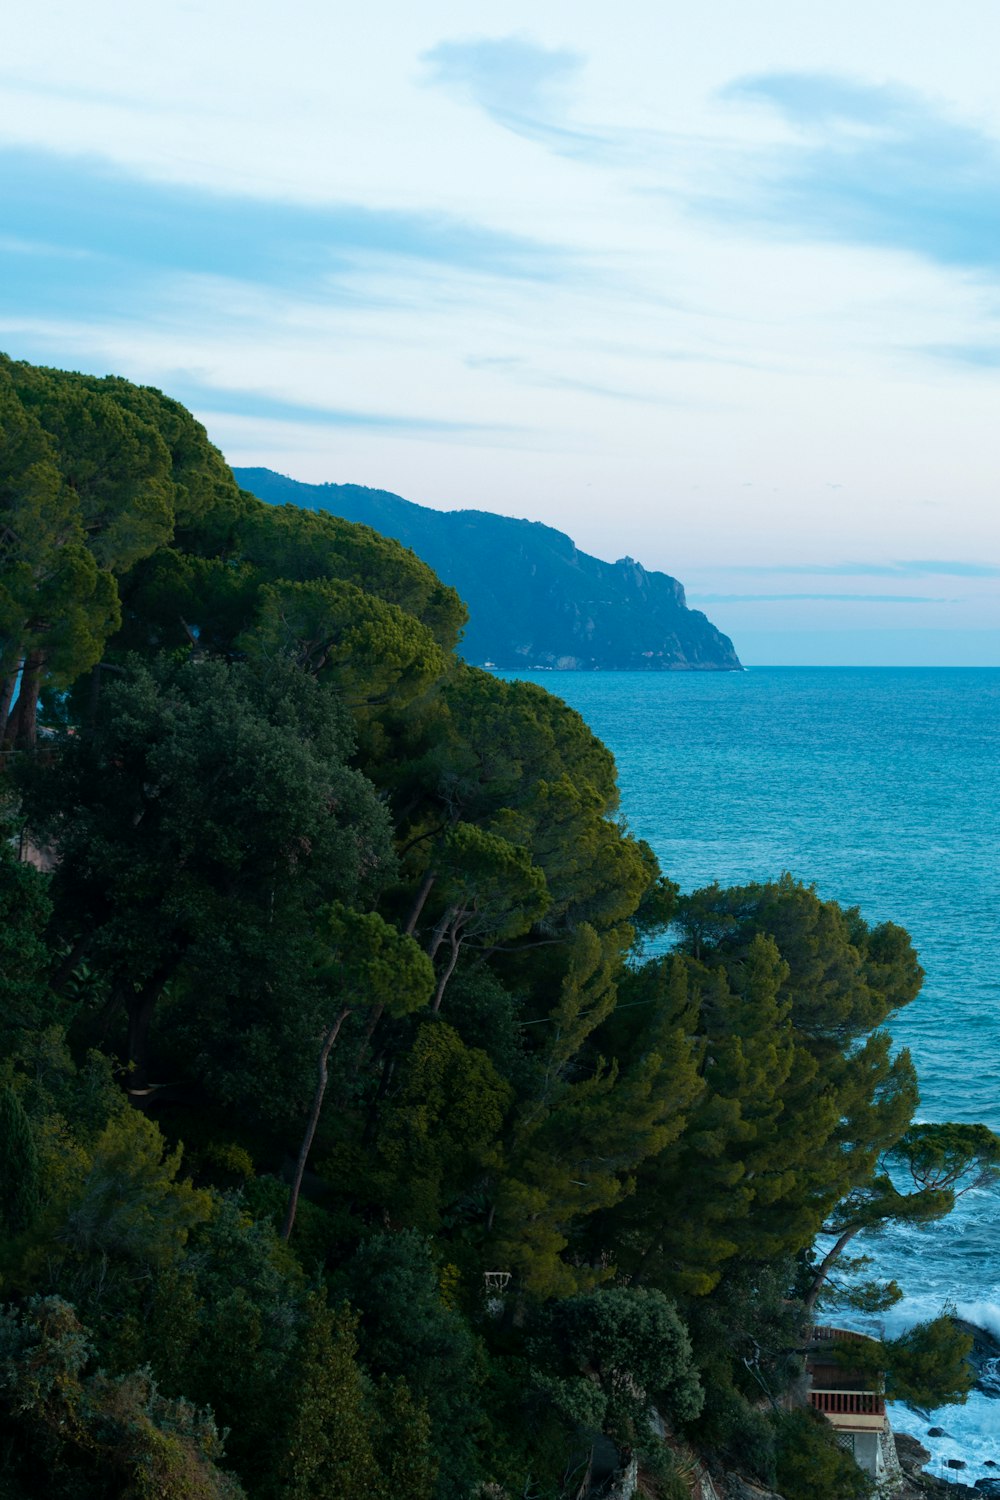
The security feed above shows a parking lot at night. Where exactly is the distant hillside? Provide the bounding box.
[233,468,742,672]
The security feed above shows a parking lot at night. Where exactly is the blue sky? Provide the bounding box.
[4,1,1000,663]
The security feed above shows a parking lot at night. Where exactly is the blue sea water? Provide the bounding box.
[501,666,1000,1479]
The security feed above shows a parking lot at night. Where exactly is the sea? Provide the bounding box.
[500,666,1000,1483]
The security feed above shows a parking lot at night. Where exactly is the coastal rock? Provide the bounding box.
[892,1432,979,1498]
[895,1433,932,1469]
[952,1318,1000,1396]
[718,1477,784,1500]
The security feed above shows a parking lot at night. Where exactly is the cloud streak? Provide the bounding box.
[421,35,612,159]
[464,353,662,403]
[917,343,1000,369]
[717,73,1000,273]
[712,560,1000,578]
[691,592,956,604]
[173,380,514,437]
[0,144,571,328]
[425,43,1000,296]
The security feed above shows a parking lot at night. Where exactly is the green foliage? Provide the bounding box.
[19,655,394,1106]
[675,873,923,1049]
[320,902,435,1020]
[246,576,447,708]
[0,833,53,1048]
[891,1121,1000,1196]
[877,1316,974,1407]
[0,1085,38,1235]
[10,1097,213,1332]
[336,1230,485,1500]
[373,1376,438,1500]
[3,357,992,1500]
[273,1295,383,1500]
[688,1382,776,1484]
[371,1019,512,1231]
[0,1295,244,1499]
[538,1286,703,1445]
[224,498,466,651]
[773,1409,874,1500]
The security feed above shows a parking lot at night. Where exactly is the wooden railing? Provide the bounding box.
[807,1324,871,1344]
[809,1389,884,1417]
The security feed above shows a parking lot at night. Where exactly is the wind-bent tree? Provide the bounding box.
[805,1122,1000,1313]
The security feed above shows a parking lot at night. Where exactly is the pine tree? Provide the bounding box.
[0,1085,38,1235]
[277,1296,382,1500]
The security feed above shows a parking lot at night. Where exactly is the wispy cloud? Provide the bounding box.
[421,35,610,159]
[424,45,1000,295]
[712,560,1000,579]
[172,379,514,437]
[917,343,1000,369]
[464,353,660,403]
[718,73,1000,273]
[0,144,570,328]
[691,592,956,604]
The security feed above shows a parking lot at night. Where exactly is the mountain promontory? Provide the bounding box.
[234,468,741,672]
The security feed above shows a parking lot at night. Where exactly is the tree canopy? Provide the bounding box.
[0,358,990,1500]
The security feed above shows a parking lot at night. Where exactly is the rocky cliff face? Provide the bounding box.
[234,469,742,672]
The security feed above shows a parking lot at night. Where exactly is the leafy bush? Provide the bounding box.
[773,1409,873,1500]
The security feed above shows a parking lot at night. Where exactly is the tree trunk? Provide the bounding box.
[0,662,20,745]
[426,904,457,962]
[5,649,43,749]
[404,869,436,935]
[125,966,173,1099]
[803,1227,859,1318]
[282,1005,352,1241]
[431,921,463,1013]
[87,663,102,731]
[347,995,389,1082]
[361,1053,396,1147]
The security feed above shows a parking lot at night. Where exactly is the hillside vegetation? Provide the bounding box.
[1,355,994,1500]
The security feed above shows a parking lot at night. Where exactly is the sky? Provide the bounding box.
[3,1,1000,665]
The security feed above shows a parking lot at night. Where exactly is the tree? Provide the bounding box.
[2,356,197,745]
[282,907,435,1240]
[337,1230,485,1500]
[370,1019,512,1233]
[0,1085,38,1236]
[538,1286,703,1449]
[223,499,466,652]
[245,577,447,710]
[883,1315,974,1407]
[273,1295,383,1500]
[0,1295,244,1499]
[0,371,119,746]
[607,941,798,1296]
[773,1409,873,1500]
[11,1101,213,1327]
[608,880,926,1301]
[805,1122,1000,1313]
[674,875,923,1052]
[0,829,53,1050]
[424,822,549,1011]
[488,922,652,1299]
[19,655,394,1096]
